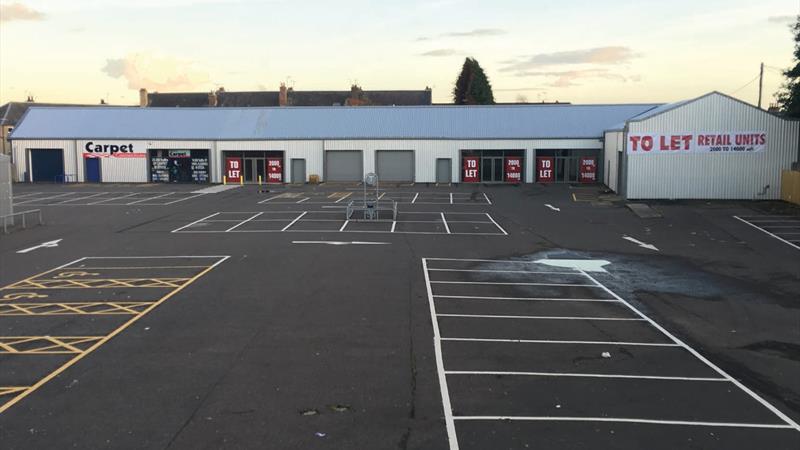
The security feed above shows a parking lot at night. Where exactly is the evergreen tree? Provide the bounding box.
[453,58,495,104]
[777,16,800,117]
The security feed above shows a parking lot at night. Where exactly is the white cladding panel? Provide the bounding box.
[12,140,76,181]
[216,140,323,183]
[626,94,799,199]
[287,141,324,183]
[13,138,602,183]
[603,131,623,192]
[323,139,601,183]
[79,140,213,183]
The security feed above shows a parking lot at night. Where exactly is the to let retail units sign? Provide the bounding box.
[627,132,766,154]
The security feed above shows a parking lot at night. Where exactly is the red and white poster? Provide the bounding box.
[579,157,597,183]
[463,156,479,183]
[536,157,554,183]
[504,157,522,183]
[225,157,242,182]
[627,132,766,154]
[267,158,283,183]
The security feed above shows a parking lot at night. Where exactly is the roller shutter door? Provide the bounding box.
[30,149,64,182]
[376,151,414,182]
[325,150,363,182]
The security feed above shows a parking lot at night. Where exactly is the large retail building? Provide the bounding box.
[8,91,799,200]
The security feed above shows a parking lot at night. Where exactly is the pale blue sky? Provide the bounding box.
[0,0,796,105]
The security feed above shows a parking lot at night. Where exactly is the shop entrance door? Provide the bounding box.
[243,157,266,183]
[480,157,504,182]
[553,157,579,183]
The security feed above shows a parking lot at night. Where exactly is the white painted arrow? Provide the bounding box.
[17,239,62,254]
[622,235,659,251]
[545,204,561,212]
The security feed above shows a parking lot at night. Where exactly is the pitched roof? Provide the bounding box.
[0,101,106,126]
[10,103,661,141]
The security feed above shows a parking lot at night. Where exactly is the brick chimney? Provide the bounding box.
[208,91,218,107]
[350,84,361,101]
[279,83,288,106]
[139,88,148,107]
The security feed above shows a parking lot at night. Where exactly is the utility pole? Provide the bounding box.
[757,62,764,109]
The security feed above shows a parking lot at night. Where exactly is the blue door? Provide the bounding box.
[30,149,64,182]
[85,157,101,182]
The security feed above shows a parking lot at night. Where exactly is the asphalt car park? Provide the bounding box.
[0,182,798,449]
[734,215,800,250]
[13,190,206,206]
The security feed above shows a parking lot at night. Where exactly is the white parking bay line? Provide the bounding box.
[430,280,597,287]
[424,257,800,448]
[282,211,308,231]
[423,259,460,450]
[126,192,172,205]
[452,416,795,429]
[226,212,264,232]
[437,314,644,321]
[433,295,618,303]
[89,192,138,204]
[734,215,800,251]
[171,212,221,233]
[14,192,74,204]
[427,268,580,276]
[485,213,508,235]
[483,193,492,205]
[441,212,451,234]
[163,193,205,205]
[412,193,419,203]
[580,269,800,431]
[440,337,679,347]
[339,220,349,232]
[444,371,727,382]
[59,192,108,204]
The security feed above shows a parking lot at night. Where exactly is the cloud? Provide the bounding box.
[500,47,639,74]
[511,69,638,88]
[416,28,506,42]
[102,52,210,91]
[0,2,45,23]
[443,28,506,38]
[420,48,458,57]
[768,15,795,25]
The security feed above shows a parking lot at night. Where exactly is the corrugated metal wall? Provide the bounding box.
[217,140,324,183]
[81,140,213,183]
[627,94,799,199]
[12,139,76,181]
[324,139,601,183]
[13,138,602,184]
[603,131,623,192]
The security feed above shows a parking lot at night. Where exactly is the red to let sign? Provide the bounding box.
[536,157,554,183]
[267,158,283,183]
[463,156,479,182]
[504,157,521,183]
[225,157,242,182]
[579,157,597,183]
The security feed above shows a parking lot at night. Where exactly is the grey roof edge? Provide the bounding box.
[7,106,34,140]
[13,103,663,112]
[9,136,605,142]
[625,91,799,124]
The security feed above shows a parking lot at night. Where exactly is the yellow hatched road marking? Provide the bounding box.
[0,336,104,354]
[0,302,153,316]
[3,278,191,289]
[0,387,29,396]
[0,256,229,414]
